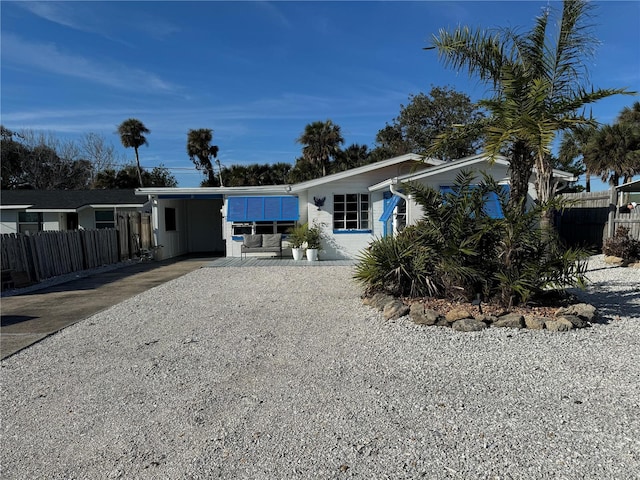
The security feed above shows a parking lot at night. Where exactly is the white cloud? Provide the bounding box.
[2,33,179,94]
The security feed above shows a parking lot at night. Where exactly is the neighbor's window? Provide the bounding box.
[95,210,115,229]
[333,193,369,230]
[165,207,177,231]
[18,212,43,234]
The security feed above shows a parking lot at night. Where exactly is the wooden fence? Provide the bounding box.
[556,192,610,250]
[1,212,154,288]
[557,191,640,250]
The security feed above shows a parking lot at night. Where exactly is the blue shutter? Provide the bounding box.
[439,185,508,219]
[227,196,299,221]
[379,194,402,222]
[227,197,248,221]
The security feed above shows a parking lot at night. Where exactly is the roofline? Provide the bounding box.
[0,204,34,210]
[368,154,508,191]
[368,153,577,191]
[136,185,293,196]
[615,178,640,191]
[290,153,443,192]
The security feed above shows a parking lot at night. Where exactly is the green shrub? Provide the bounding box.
[354,170,590,308]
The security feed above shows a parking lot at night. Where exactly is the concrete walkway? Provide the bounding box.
[0,255,213,359]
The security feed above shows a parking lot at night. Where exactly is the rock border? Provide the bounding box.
[363,293,599,332]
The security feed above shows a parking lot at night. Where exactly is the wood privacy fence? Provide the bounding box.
[1,212,154,286]
[556,192,610,250]
[557,191,640,250]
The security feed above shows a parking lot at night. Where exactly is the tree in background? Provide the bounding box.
[333,144,372,173]
[0,127,92,189]
[117,118,150,187]
[429,0,629,217]
[186,128,221,187]
[371,87,484,162]
[78,132,122,183]
[94,165,177,189]
[558,125,597,191]
[296,120,344,177]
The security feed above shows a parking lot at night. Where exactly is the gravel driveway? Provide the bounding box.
[2,257,639,479]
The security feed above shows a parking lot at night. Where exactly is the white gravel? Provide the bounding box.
[1,256,639,479]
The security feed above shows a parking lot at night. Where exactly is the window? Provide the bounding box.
[95,210,115,229]
[233,221,295,236]
[333,193,369,230]
[165,207,176,231]
[18,212,42,234]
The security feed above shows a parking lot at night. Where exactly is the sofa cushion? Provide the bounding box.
[243,234,262,248]
[262,233,282,248]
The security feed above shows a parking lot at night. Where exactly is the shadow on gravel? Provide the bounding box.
[582,281,640,321]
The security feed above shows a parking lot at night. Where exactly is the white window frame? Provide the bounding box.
[333,193,370,231]
[18,212,42,234]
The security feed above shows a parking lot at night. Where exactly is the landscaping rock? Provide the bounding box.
[435,317,451,327]
[558,314,589,329]
[604,255,624,265]
[492,313,525,329]
[446,307,473,322]
[524,316,547,330]
[409,303,440,326]
[555,303,598,323]
[383,300,409,320]
[546,318,574,332]
[452,318,487,332]
[366,293,395,310]
[475,314,498,325]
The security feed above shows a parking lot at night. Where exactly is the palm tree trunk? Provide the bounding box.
[134,147,144,187]
[507,141,534,214]
[585,172,591,192]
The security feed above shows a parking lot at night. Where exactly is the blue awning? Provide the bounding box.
[379,194,402,222]
[227,196,299,222]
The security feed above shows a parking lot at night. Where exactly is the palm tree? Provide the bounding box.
[428,0,630,218]
[559,124,597,191]
[186,128,221,186]
[584,123,639,186]
[117,118,150,187]
[296,120,344,177]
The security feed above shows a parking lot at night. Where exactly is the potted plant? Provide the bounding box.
[286,223,307,260]
[305,223,323,261]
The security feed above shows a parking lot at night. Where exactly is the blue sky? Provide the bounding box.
[2,1,639,189]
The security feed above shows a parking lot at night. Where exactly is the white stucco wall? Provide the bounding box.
[153,198,189,260]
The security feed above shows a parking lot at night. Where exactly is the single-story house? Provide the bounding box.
[135,153,576,260]
[0,189,147,235]
[136,154,576,259]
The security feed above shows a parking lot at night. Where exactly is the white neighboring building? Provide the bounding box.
[135,153,576,260]
[0,190,146,235]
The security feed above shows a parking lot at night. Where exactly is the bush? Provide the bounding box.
[602,226,640,259]
[354,170,590,308]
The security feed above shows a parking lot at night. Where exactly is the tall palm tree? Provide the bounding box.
[296,120,344,177]
[186,128,221,186]
[559,124,598,191]
[584,123,639,186]
[428,0,630,218]
[117,118,150,187]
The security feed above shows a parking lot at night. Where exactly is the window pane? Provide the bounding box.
[165,207,177,231]
[95,211,114,222]
[18,212,41,223]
